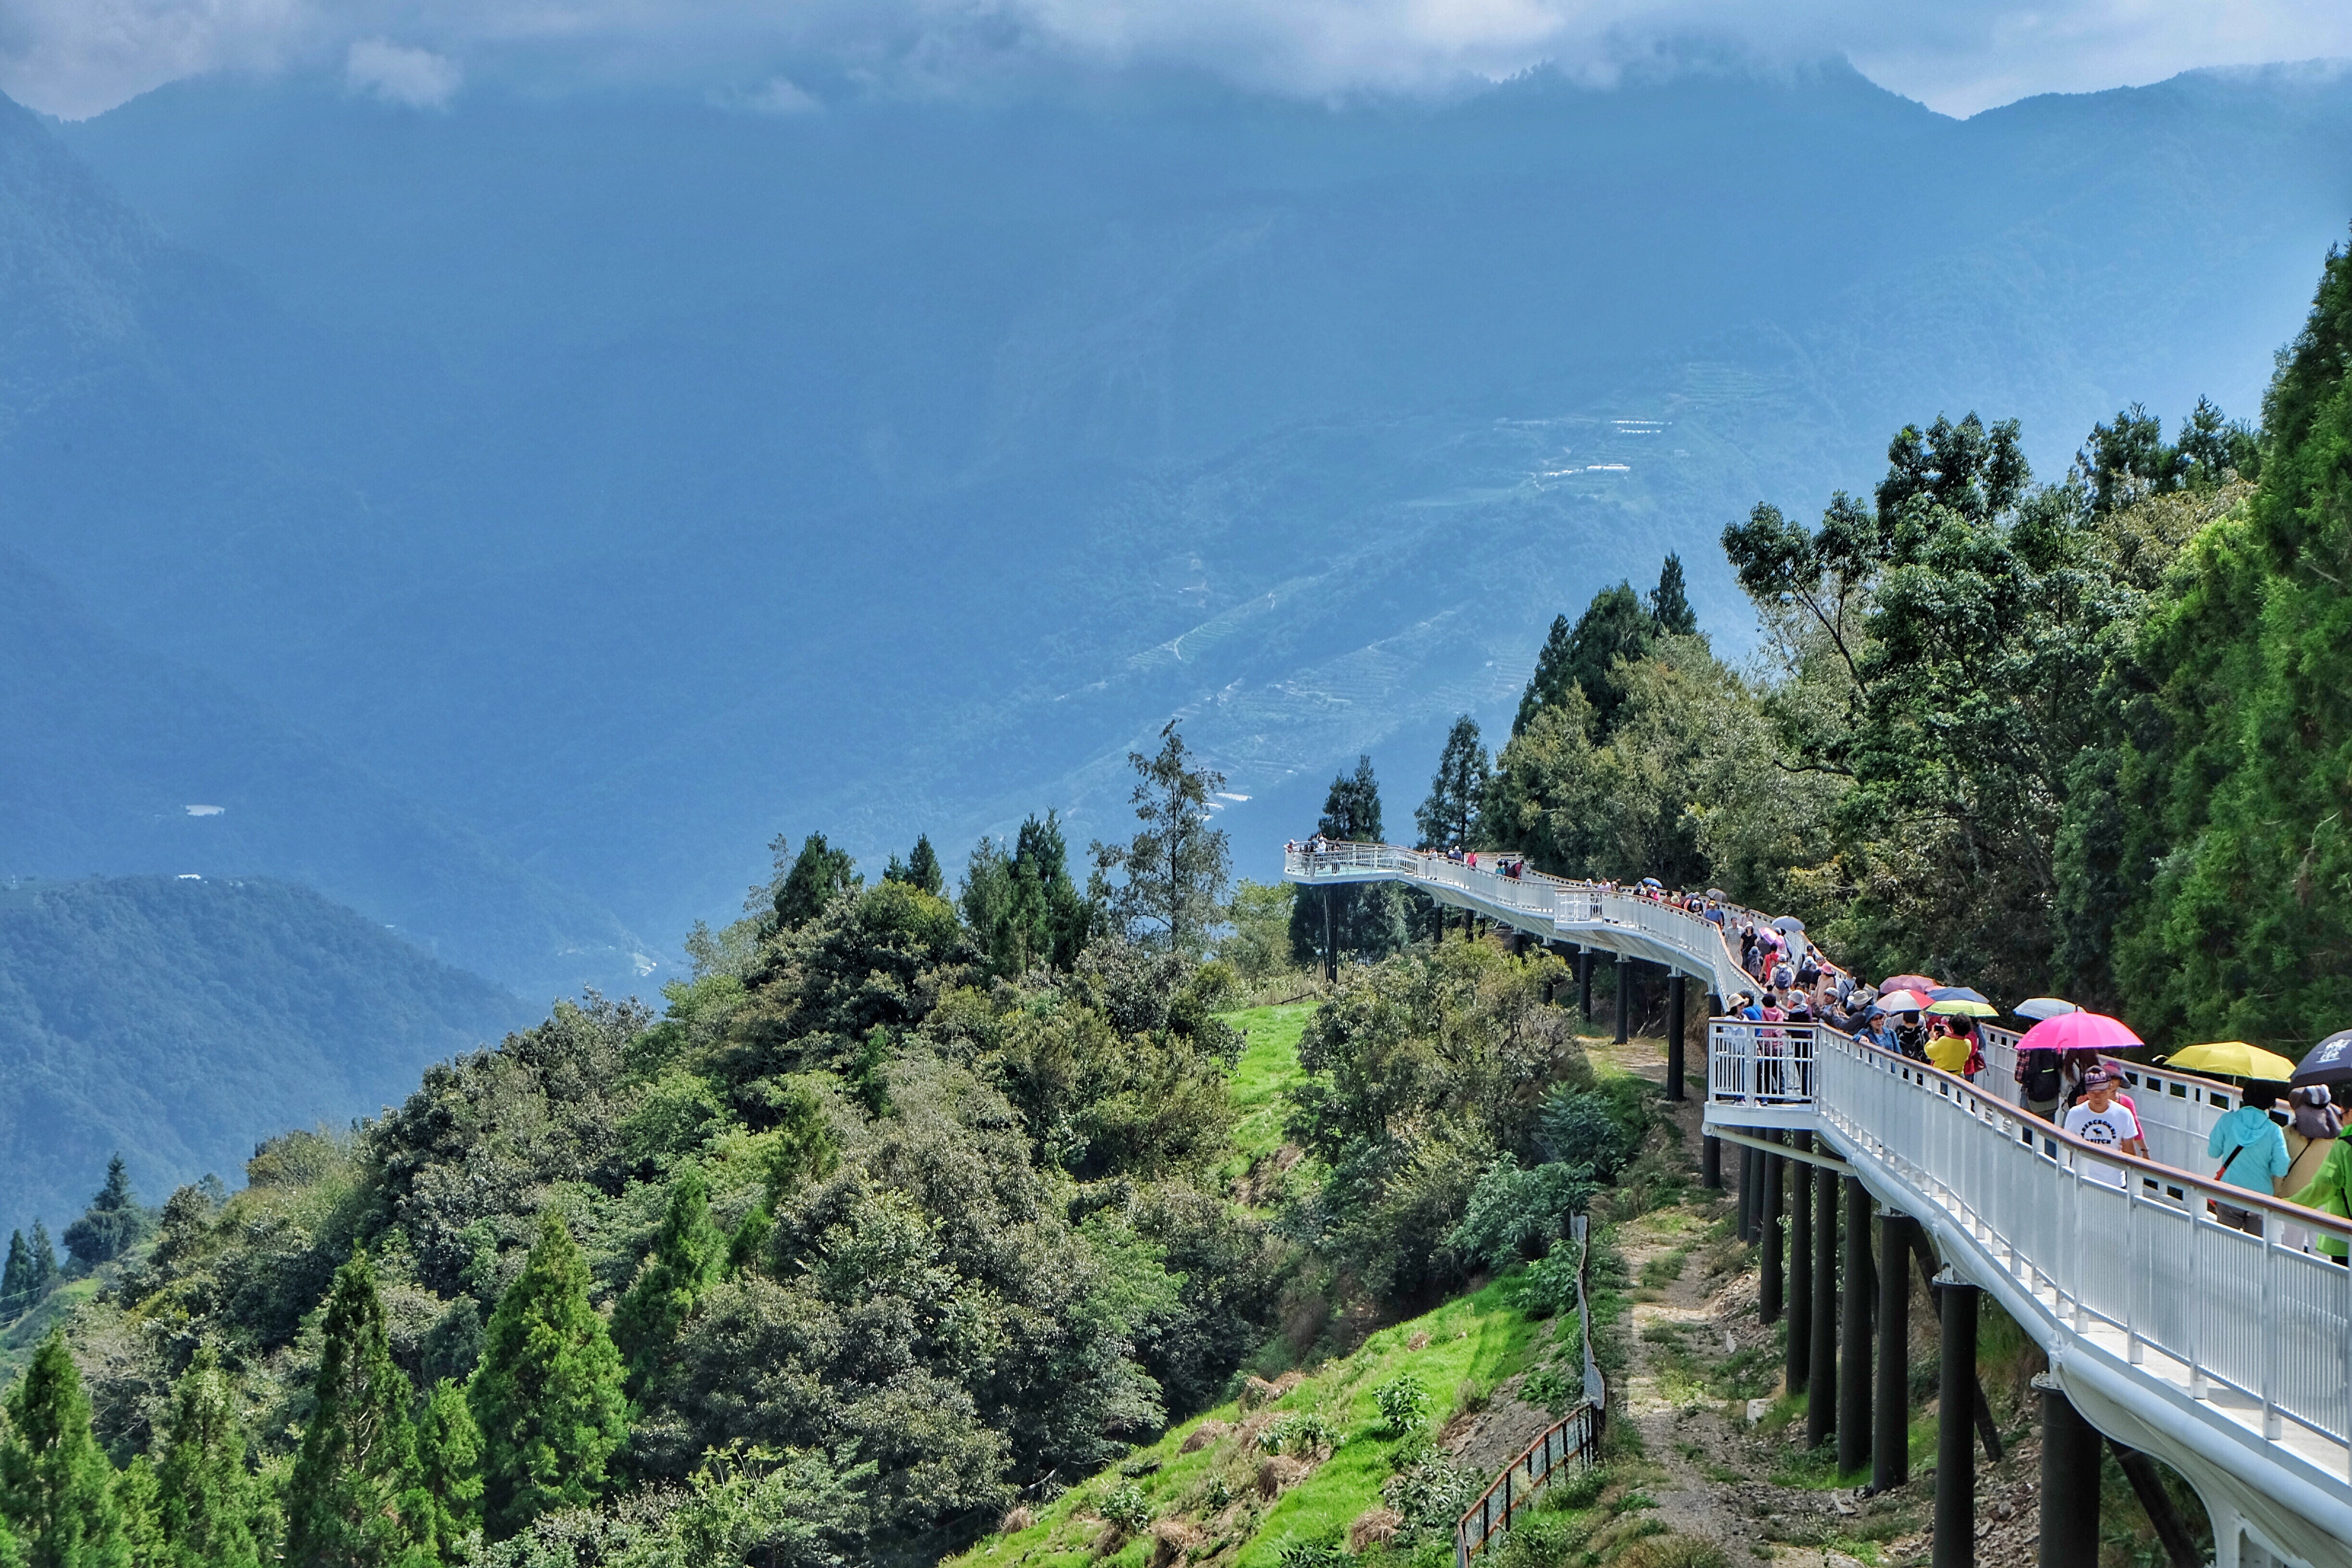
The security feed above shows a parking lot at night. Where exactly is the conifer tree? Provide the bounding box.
[773,835,860,930]
[1088,723,1231,957]
[2,1233,31,1319]
[413,1382,482,1553]
[0,1329,129,1568]
[611,1168,724,1394]
[28,1227,56,1299]
[1288,757,1408,967]
[1415,717,1489,851]
[1649,553,1699,636]
[284,1254,429,1568]
[62,1157,148,1270]
[469,1212,629,1539]
[154,1348,258,1568]
[905,833,944,897]
[110,1460,160,1568]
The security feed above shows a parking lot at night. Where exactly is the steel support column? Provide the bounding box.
[1787,1131,1813,1391]
[2036,1375,2100,1568]
[1838,1176,1873,1475]
[1665,974,1687,1101]
[1739,1144,1759,1243]
[1759,1134,1784,1325]
[1578,950,1593,1021]
[1807,1164,1838,1448]
[1934,1278,1978,1568]
[1873,1213,1911,1492]
[1614,955,1630,1044]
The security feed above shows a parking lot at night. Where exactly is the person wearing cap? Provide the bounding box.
[2063,1069,2146,1183]
[2206,1081,2292,1237]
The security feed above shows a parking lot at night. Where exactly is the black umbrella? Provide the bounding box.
[2293,1029,2352,1089]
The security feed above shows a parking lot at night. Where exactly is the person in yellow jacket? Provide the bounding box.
[2288,1133,2352,1262]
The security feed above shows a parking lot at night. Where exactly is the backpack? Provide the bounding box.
[2019,1048,2063,1102]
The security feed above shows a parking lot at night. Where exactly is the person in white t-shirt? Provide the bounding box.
[2064,1070,2146,1183]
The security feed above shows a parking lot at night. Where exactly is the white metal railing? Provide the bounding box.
[1707,1019,1820,1106]
[1978,1023,2242,1175]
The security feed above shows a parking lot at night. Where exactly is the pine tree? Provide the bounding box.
[1415,717,1490,851]
[905,834,945,897]
[469,1212,629,1540]
[284,1254,429,1568]
[62,1157,149,1270]
[611,1169,724,1395]
[1649,553,1698,636]
[111,1460,160,1568]
[28,1226,57,1299]
[2,1233,30,1319]
[413,1382,482,1554]
[154,1348,258,1568]
[1088,723,1232,957]
[0,1329,129,1568]
[772,834,860,929]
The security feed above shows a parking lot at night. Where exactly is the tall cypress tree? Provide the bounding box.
[1415,717,1490,851]
[28,1226,57,1300]
[469,1212,629,1540]
[154,1348,258,1568]
[284,1254,429,1568]
[413,1382,482,1554]
[62,1157,148,1270]
[611,1169,724,1395]
[2,1233,31,1319]
[1649,553,1699,636]
[0,1329,128,1568]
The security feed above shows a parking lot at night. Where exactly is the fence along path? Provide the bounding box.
[1284,841,2352,1568]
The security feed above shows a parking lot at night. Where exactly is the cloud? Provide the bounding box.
[2,0,2350,122]
[345,38,461,107]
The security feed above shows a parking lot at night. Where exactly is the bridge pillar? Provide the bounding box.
[1577,949,1593,1021]
[1933,1275,1978,1568]
[1786,1132,1812,1391]
[1759,1134,1784,1325]
[1613,955,1630,1044]
[1701,1129,1721,1188]
[1838,1176,1873,1475]
[1665,973,1687,1101]
[2034,1373,2099,1568]
[1321,887,1336,983]
[1807,1164,1838,1448]
[1873,1212,1911,1492]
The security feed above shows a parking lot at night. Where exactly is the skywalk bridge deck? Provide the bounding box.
[1286,841,2352,1568]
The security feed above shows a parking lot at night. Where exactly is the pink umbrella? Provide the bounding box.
[2017,1011,2143,1054]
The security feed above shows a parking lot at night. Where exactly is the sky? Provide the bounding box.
[2,0,2348,122]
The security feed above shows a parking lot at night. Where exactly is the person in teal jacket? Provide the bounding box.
[2207,1081,2291,1236]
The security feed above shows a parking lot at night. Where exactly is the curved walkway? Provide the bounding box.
[1284,841,2352,1568]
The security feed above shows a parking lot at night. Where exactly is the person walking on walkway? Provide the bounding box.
[2064,1070,2146,1183]
[2284,1086,2344,1254]
[2207,1082,2292,1237]
[2290,1129,2352,1264]
[2017,1038,2066,1121]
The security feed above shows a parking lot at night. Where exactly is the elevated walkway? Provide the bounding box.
[1286,841,2352,1568]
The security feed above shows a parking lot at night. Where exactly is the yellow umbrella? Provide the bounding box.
[2164,1041,2298,1081]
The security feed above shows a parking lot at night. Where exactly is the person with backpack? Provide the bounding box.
[2017,1037,2066,1120]
[2207,1081,2292,1237]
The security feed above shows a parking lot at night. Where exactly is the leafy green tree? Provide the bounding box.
[612,1168,725,1395]
[1089,723,1231,957]
[153,1348,259,1568]
[412,1381,482,1553]
[470,1212,630,1540]
[284,1254,430,1568]
[1415,717,1489,851]
[0,1330,129,1568]
[61,1157,149,1271]
[1288,757,1409,968]
[1649,552,1698,636]
[884,834,946,897]
[773,835,860,930]
[1218,881,1295,980]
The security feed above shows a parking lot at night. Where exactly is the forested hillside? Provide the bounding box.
[0,875,532,1236]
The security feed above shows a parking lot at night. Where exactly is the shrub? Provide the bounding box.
[1374,1374,1429,1434]
[1274,1534,1346,1568]
[1100,1482,1152,1535]
[1383,1454,1483,1538]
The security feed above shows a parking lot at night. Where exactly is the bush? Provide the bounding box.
[1383,1454,1483,1538]
[1447,1161,1593,1273]
[1374,1374,1429,1434]
[1100,1482,1152,1535]
[1274,1534,1347,1568]
[1257,1412,1339,1456]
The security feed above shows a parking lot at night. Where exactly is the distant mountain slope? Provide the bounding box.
[0,873,534,1237]
[0,545,652,998]
[5,61,2346,932]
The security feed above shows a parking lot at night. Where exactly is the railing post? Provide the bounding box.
[1808,1162,1838,1449]
[1788,1130,1813,1393]
[1838,1175,1872,1475]
[1665,973,1687,1100]
[1873,1211,1911,1492]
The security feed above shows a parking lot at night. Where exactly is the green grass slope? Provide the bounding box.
[953,1275,1562,1568]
